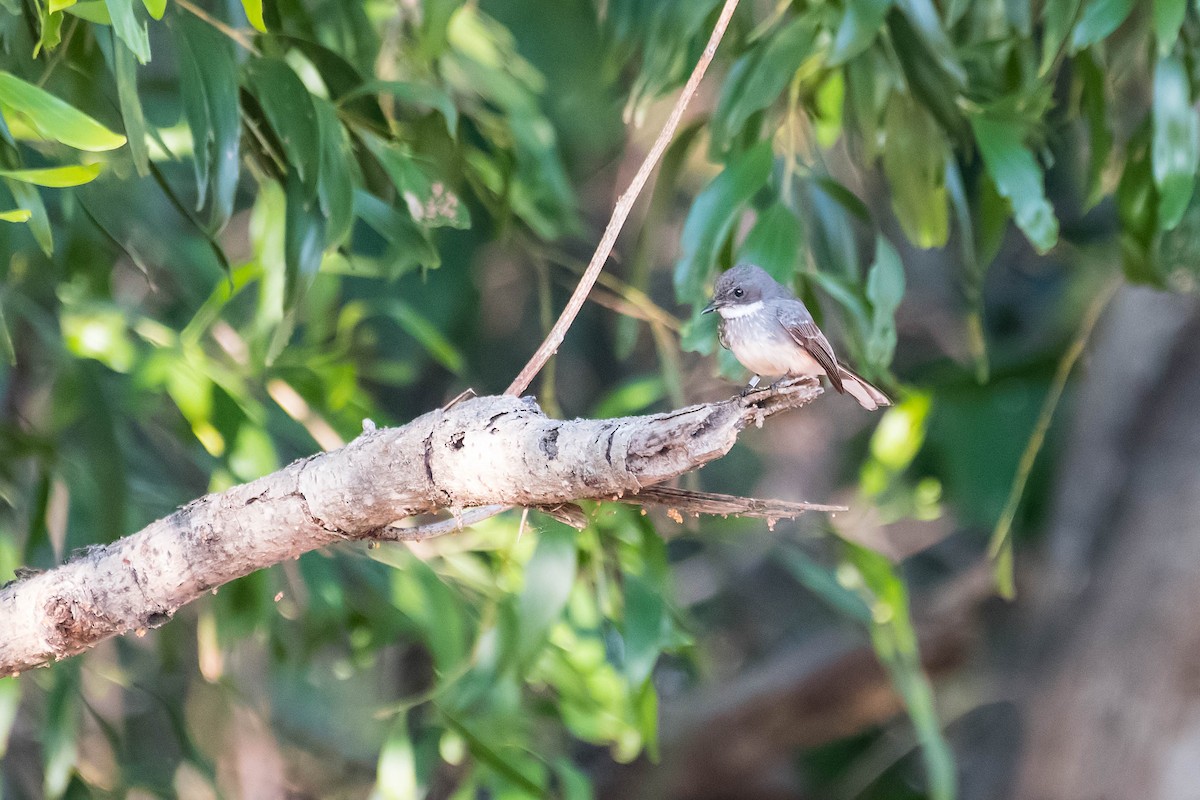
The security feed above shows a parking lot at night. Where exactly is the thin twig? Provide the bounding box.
[504,0,742,397]
[175,0,261,56]
[987,275,1122,598]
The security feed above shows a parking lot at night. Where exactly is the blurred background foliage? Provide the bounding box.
[0,0,1197,798]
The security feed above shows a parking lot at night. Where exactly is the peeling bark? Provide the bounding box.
[0,382,823,675]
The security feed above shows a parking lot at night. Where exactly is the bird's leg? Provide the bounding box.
[740,375,762,397]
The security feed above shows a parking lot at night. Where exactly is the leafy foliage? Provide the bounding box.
[1,0,1199,798]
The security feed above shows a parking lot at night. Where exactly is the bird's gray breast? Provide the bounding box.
[720,307,825,378]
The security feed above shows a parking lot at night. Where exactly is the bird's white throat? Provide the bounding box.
[716,300,764,319]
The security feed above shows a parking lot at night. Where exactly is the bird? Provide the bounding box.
[702,264,892,411]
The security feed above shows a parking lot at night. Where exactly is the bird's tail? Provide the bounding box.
[834,363,892,411]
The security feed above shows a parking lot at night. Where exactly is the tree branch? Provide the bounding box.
[0,381,821,675]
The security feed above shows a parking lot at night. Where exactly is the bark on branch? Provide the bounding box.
[0,381,824,675]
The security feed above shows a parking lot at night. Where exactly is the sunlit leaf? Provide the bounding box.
[241,0,266,32]
[1152,54,1198,230]
[0,208,31,222]
[0,71,126,151]
[65,1,111,23]
[0,163,102,187]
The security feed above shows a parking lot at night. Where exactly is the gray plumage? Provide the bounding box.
[702,264,891,411]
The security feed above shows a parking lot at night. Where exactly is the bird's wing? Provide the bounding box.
[775,305,845,394]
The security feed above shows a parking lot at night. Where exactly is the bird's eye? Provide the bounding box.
[733,287,744,297]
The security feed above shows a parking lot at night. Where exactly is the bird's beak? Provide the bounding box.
[701,299,719,314]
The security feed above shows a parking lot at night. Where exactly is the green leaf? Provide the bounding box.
[1040,0,1083,73]
[103,0,150,64]
[842,543,956,800]
[170,15,239,227]
[343,79,459,137]
[0,71,126,151]
[1116,126,1161,285]
[0,299,15,366]
[1077,49,1113,210]
[622,573,666,688]
[4,178,52,254]
[112,34,149,175]
[883,91,949,248]
[830,0,894,66]
[284,171,326,302]
[710,16,819,153]
[361,132,469,230]
[140,0,164,19]
[516,523,577,666]
[241,0,266,32]
[1070,0,1135,50]
[0,676,20,753]
[0,163,102,187]
[1153,0,1186,54]
[865,236,905,371]
[243,57,321,192]
[737,203,803,284]
[352,190,440,276]
[0,208,31,222]
[65,2,112,23]
[374,716,417,800]
[313,98,354,247]
[1152,54,1198,230]
[674,141,773,306]
[970,112,1059,253]
[894,0,966,84]
[777,546,873,624]
[35,9,64,56]
[380,298,465,374]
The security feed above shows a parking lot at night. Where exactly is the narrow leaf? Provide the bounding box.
[515,524,577,666]
[1152,54,1199,230]
[113,35,149,175]
[1070,0,1134,50]
[674,141,773,306]
[103,0,150,64]
[240,0,266,32]
[244,57,321,192]
[0,71,126,151]
[140,0,164,19]
[883,91,949,248]
[830,0,893,66]
[970,113,1059,253]
[3,178,52,254]
[0,163,101,187]
[0,208,31,222]
[1153,0,1186,55]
